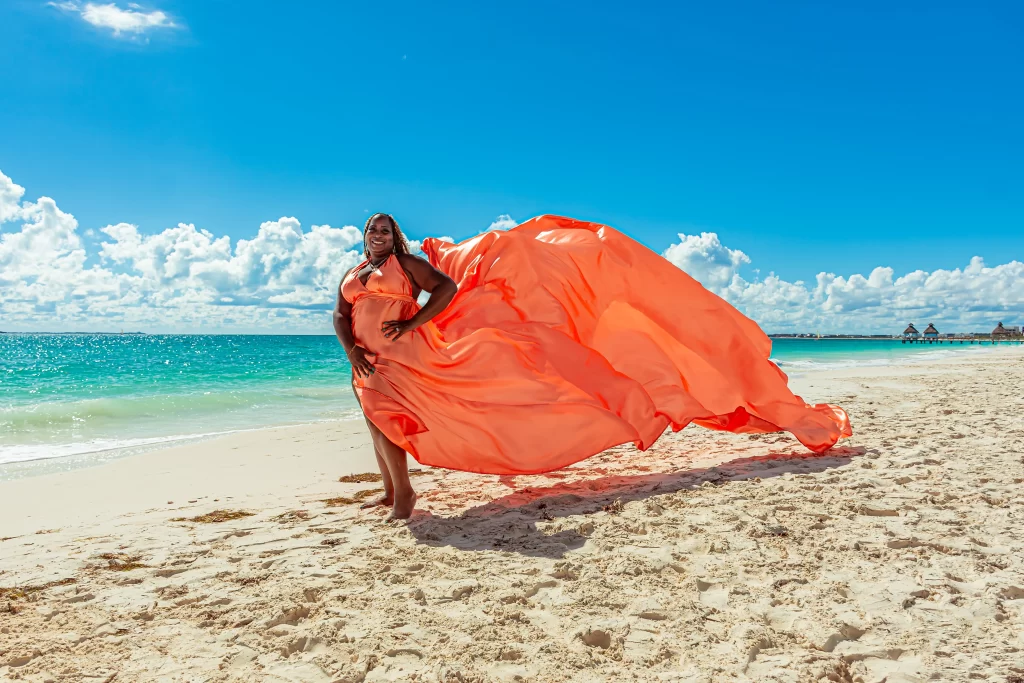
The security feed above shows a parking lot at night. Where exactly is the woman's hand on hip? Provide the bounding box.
[347,345,375,378]
[382,319,417,341]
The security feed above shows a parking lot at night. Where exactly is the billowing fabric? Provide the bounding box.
[342,215,851,475]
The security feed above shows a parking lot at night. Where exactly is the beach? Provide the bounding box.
[2,347,1023,682]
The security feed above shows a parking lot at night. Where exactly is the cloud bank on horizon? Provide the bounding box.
[1,169,1021,334]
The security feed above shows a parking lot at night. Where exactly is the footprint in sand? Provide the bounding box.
[695,578,729,609]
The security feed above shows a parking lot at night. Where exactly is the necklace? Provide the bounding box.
[369,254,389,270]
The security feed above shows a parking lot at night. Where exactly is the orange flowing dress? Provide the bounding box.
[341,215,850,475]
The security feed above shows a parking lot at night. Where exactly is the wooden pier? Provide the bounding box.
[901,322,1022,345]
[902,338,1023,345]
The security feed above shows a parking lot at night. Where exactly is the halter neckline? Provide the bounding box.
[368,253,392,268]
[343,251,415,303]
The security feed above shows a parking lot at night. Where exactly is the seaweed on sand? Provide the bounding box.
[322,488,385,507]
[338,472,383,483]
[0,577,76,601]
[272,510,312,522]
[171,509,254,523]
[338,468,430,483]
[98,552,148,571]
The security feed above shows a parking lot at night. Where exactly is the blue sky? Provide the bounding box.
[0,1,1022,333]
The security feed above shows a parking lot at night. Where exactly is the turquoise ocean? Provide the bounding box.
[0,333,997,472]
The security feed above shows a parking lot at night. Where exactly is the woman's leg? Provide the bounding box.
[352,379,393,508]
[360,419,395,508]
[352,378,416,518]
[365,422,417,520]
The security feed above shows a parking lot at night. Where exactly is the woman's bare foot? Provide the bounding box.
[387,490,418,520]
[359,493,394,509]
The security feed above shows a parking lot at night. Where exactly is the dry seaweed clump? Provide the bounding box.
[171,509,254,524]
[98,553,147,571]
[235,574,269,587]
[338,472,383,483]
[0,577,76,601]
[322,488,384,507]
[338,469,429,484]
[272,510,312,522]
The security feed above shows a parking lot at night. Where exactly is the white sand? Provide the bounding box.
[2,348,1023,682]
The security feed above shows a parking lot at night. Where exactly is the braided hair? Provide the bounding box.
[363,213,411,260]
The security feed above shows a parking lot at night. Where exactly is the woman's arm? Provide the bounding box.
[381,255,457,341]
[333,277,375,377]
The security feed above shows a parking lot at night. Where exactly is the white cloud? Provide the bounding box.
[0,170,366,331]
[1,169,1021,334]
[662,232,1024,333]
[0,191,131,320]
[95,218,367,312]
[0,170,26,223]
[51,2,177,36]
[662,231,751,291]
[486,214,517,231]
[407,235,453,255]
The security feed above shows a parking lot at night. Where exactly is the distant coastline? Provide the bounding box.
[0,331,146,335]
[768,334,896,340]
[769,333,1021,340]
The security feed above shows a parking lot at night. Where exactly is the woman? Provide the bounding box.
[334,213,851,520]
[333,213,457,519]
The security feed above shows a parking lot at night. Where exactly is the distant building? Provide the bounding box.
[992,322,1011,338]
[923,324,939,338]
[902,324,920,339]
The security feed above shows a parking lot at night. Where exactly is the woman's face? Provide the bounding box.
[365,215,395,259]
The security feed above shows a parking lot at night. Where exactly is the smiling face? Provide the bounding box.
[364,214,396,260]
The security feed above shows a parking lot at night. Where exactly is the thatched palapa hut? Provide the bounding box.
[923,324,939,338]
[902,324,920,338]
[992,322,1011,338]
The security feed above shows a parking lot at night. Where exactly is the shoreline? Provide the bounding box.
[0,417,375,538]
[0,416,363,479]
[3,342,1015,475]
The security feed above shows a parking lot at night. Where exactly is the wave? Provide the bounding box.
[0,387,362,467]
[0,408,365,466]
[0,431,238,465]
[0,388,356,433]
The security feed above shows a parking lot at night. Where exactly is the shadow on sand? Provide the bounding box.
[406,445,866,559]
